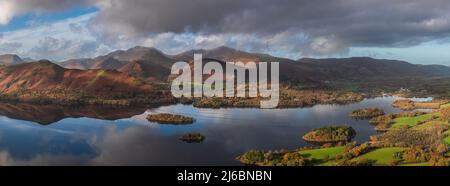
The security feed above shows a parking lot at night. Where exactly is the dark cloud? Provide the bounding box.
[92,0,450,54]
[2,0,450,56]
[0,0,93,25]
[10,0,91,13]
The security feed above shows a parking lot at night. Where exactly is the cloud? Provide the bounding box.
[90,0,450,55]
[2,0,450,58]
[0,12,112,61]
[0,42,22,54]
[0,150,91,166]
[303,35,350,56]
[0,125,235,166]
[0,0,14,25]
[0,0,92,25]
[29,36,101,60]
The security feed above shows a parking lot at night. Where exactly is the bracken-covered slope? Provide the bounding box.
[59,46,178,81]
[0,60,153,98]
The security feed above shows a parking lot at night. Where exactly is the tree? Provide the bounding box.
[429,156,450,166]
[281,152,307,166]
[388,159,398,166]
[436,143,448,155]
[440,106,450,122]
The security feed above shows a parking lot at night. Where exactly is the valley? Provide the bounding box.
[1,46,450,166]
[1,46,450,108]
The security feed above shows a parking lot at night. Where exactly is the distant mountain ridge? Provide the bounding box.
[3,46,450,85]
[295,57,450,81]
[0,54,25,66]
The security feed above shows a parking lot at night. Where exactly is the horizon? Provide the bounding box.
[1,45,449,67]
[0,0,450,65]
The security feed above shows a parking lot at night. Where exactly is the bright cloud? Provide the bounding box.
[0,12,112,61]
[0,0,14,25]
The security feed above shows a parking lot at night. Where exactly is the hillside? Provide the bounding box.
[0,54,25,66]
[59,46,177,81]
[0,60,155,103]
[296,57,450,81]
[174,46,273,62]
[58,46,450,86]
[61,58,97,69]
[118,60,171,81]
[174,47,450,85]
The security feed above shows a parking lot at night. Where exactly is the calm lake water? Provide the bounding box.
[0,96,431,165]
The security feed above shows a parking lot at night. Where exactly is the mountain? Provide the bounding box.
[172,47,342,83]
[60,46,177,81]
[22,57,35,62]
[0,47,449,105]
[0,60,153,98]
[295,57,450,81]
[0,54,25,66]
[59,46,450,85]
[176,47,450,83]
[174,46,273,62]
[118,60,171,81]
[59,58,92,69]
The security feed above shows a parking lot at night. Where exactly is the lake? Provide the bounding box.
[0,96,431,165]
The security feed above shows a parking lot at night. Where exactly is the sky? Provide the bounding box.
[0,0,450,65]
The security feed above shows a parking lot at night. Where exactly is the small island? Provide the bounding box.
[350,107,385,119]
[302,126,356,143]
[179,133,205,143]
[146,113,195,124]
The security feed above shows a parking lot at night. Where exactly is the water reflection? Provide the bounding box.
[0,96,431,165]
[0,102,147,125]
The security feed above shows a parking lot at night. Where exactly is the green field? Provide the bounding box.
[352,147,405,165]
[299,147,345,159]
[298,147,345,166]
[392,113,439,128]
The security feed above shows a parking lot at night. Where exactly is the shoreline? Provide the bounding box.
[0,94,436,110]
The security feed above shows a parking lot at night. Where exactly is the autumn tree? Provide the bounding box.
[440,106,450,122]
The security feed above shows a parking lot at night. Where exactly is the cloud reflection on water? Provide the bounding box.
[0,96,430,166]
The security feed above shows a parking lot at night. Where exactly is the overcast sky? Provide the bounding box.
[1,0,450,65]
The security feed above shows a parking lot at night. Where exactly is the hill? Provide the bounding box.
[59,46,177,81]
[0,54,25,66]
[58,46,450,86]
[0,60,157,103]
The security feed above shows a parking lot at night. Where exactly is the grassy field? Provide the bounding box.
[392,113,439,128]
[352,147,406,165]
[299,147,344,159]
[298,147,345,166]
